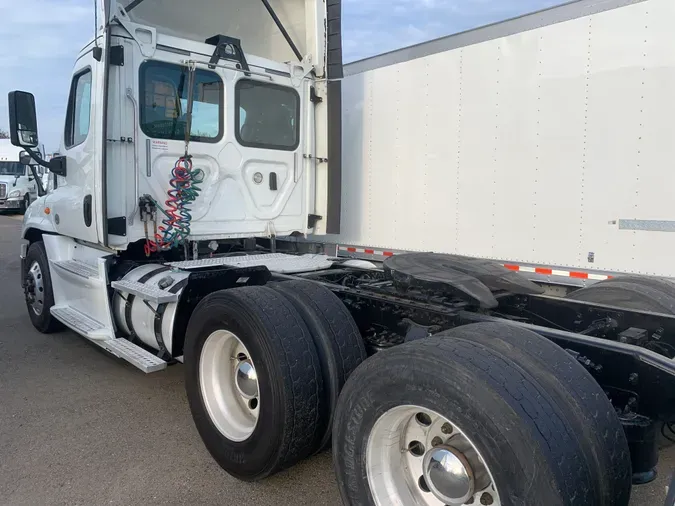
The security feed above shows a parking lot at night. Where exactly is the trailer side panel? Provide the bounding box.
[333,0,675,278]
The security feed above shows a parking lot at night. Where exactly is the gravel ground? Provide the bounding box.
[0,214,672,506]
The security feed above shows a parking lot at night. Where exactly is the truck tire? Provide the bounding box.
[183,286,324,481]
[567,276,675,314]
[333,338,599,506]
[271,280,367,452]
[24,241,64,333]
[20,194,30,214]
[440,322,632,506]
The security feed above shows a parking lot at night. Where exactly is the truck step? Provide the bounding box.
[50,305,112,340]
[111,279,180,304]
[168,253,334,274]
[52,259,99,280]
[102,338,168,374]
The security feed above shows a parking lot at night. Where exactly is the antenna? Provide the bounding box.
[94,0,98,47]
[93,0,103,61]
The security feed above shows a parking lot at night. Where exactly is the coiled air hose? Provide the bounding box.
[144,156,204,255]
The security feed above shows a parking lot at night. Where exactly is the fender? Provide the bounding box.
[21,195,56,241]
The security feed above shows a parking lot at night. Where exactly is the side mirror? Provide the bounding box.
[8,91,39,148]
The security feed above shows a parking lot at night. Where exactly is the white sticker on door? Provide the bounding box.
[151,140,169,152]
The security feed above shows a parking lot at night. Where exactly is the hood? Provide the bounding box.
[0,176,23,185]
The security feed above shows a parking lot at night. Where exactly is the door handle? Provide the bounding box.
[83,194,92,227]
[269,172,278,191]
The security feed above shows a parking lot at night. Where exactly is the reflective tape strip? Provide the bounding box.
[339,246,395,257]
[338,245,613,281]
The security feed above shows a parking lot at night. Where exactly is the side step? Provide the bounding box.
[102,339,168,374]
[52,259,99,279]
[51,305,112,340]
[111,280,180,304]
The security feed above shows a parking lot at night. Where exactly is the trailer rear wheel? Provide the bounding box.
[271,280,367,452]
[184,286,324,481]
[441,322,632,506]
[23,241,64,333]
[567,276,675,314]
[333,338,598,506]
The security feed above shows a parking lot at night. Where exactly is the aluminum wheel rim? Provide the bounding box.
[26,261,45,316]
[199,330,260,442]
[366,405,501,506]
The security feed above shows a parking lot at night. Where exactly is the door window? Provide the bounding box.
[235,80,300,151]
[64,69,93,148]
[139,61,223,142]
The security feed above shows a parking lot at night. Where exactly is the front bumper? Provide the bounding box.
[0,199,22,209]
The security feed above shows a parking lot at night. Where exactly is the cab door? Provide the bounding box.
[232,75,308,236]
[45,48,101,243]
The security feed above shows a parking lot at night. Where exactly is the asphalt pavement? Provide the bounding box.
[0,214,672,506]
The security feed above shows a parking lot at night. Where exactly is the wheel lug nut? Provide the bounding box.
[480,492,494,505]
[441,422,453,434]
[431,436,443,447]
[408,440,425,456]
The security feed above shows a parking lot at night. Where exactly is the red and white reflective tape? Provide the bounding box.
[338,245,395,257]
[502,264,612,281]
[338,245,613,282]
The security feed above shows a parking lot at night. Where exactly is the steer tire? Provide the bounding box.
[334,338,600,506]
[24,241,64,334]
[440,322,632,506]
[20,195,30,214]
[184,286,324,481]
[271,280,367,452]
[566,276,675,314]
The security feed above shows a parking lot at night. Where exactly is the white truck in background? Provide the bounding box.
[6,0,675,505]
[0,139,44,213]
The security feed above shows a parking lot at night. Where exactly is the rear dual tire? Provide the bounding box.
[333,324,632,506]
[184,282,365,480]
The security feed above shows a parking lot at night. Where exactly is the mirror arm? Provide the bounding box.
[28,166,45,197]
[24,146,48,167]
[23,147,47,197]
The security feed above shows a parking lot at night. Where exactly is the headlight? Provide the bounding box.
[8,190,21,198]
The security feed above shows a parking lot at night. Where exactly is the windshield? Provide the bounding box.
[0,162,26,176]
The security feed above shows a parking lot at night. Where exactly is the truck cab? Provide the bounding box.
[0,139,43,213]
[9,0,342,249]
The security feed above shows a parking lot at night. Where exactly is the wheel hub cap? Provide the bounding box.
[25,261,45,316]
[235,360,258,399]
[199,330,260,442]
[365,405,500,506]
[423,446,474,505]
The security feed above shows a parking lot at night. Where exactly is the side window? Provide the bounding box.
[235,80,300,151]
[140,61,223,142]
[64,70,93,148]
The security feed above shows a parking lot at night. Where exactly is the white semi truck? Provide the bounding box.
[0,139,44,212]
[7,0,675,505]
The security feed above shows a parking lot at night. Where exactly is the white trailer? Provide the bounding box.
[0,139,44,212]
[333,0,675,283]
[7,1,675,505]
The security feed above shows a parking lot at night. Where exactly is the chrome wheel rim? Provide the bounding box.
[25,261,45,316]
[199,330,260,442]
[366,405,500,506]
